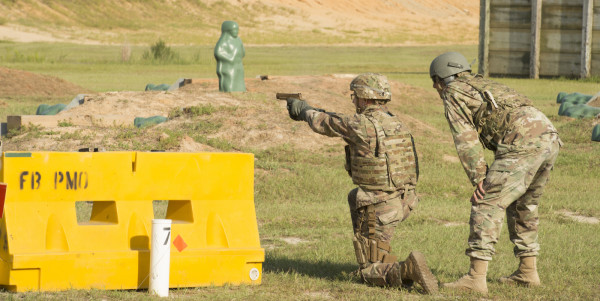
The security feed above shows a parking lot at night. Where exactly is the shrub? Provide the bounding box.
[142,39,178,63]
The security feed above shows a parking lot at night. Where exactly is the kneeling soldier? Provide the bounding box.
[282,73,438,294]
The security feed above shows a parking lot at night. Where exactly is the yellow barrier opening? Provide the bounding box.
[0,151,264,292]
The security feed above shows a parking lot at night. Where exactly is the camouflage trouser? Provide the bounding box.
[348,188,416,286]
[466,134,561,261]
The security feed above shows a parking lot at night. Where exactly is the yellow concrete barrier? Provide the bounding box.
[0,151,264,292]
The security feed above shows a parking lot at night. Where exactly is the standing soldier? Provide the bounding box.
[429,52,562,294]
[282,73,438,294]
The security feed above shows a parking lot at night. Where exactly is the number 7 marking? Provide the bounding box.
[163,227,171,245]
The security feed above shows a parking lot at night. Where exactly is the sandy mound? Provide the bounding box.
[257,0,479,42]
[6,75,447,153]
[0,0,479,45]
[588,92,600,107]
[0,67,91,98]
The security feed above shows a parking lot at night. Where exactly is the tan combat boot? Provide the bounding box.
[385,262,411,288]
[442,258,488,294]
[399,251,439,294]
[499,256,540,287]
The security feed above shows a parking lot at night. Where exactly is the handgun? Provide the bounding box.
[275,93,302,100]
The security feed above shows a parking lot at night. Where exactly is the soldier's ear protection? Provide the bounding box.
[431,75,454,86]
[441,61,465,84]
[443,75,455,85]
[435,60,471,85]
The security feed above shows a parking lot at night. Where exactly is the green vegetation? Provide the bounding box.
[142,39,179,63]
[1,42,599,300]
[0,42,470,97]
[168,104,218,119]
[57,120,74,127]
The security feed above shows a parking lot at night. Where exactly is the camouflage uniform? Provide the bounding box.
[303,104,419,286]
[440,73,561,261]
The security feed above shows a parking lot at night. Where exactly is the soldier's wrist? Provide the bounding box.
[299,107,318,121]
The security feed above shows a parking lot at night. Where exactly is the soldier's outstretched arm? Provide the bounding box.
[305,109,361,141]
[278,93,356,140]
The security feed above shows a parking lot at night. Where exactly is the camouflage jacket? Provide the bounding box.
[304,104,418,207]
[441,74,559,186]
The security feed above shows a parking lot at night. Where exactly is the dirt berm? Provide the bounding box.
[5,75,447,153]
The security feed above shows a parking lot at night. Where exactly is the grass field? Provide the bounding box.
[0,42,599,300]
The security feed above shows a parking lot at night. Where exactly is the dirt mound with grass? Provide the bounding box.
[4,75,446,153]
[0,67,90,98]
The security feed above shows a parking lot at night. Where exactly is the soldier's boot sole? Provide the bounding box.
[406,251,439,295]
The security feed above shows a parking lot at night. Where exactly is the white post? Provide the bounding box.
[530,0,542,79]
[149,219,172,297]
[478,0,490,76]
[581,0,594,78]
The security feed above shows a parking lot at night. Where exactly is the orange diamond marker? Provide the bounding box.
[173,234,188,252]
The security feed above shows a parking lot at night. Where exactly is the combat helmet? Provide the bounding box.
[350,73,391,101]
[429,52,471,84]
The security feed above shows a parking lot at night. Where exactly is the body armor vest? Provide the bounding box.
[455,75,532,150]
[345,109,418,191]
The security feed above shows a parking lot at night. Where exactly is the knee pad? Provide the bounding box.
[352,234,397,266]
[352,235,369,266]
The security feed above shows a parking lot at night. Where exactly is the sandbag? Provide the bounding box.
[145,78,190,91]
[593,124,600,142]
[144,83,171,91]
[64,94,87,110]
[36,103,67,115]
[558,101,600,118]
[557,92,600,118]
[134,116,168,128]
[168,78,191,91]
[556,92,593,104]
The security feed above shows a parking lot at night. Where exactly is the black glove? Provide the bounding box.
[286,98,314,121]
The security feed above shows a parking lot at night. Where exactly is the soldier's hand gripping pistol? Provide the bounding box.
[276,92,328,121]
